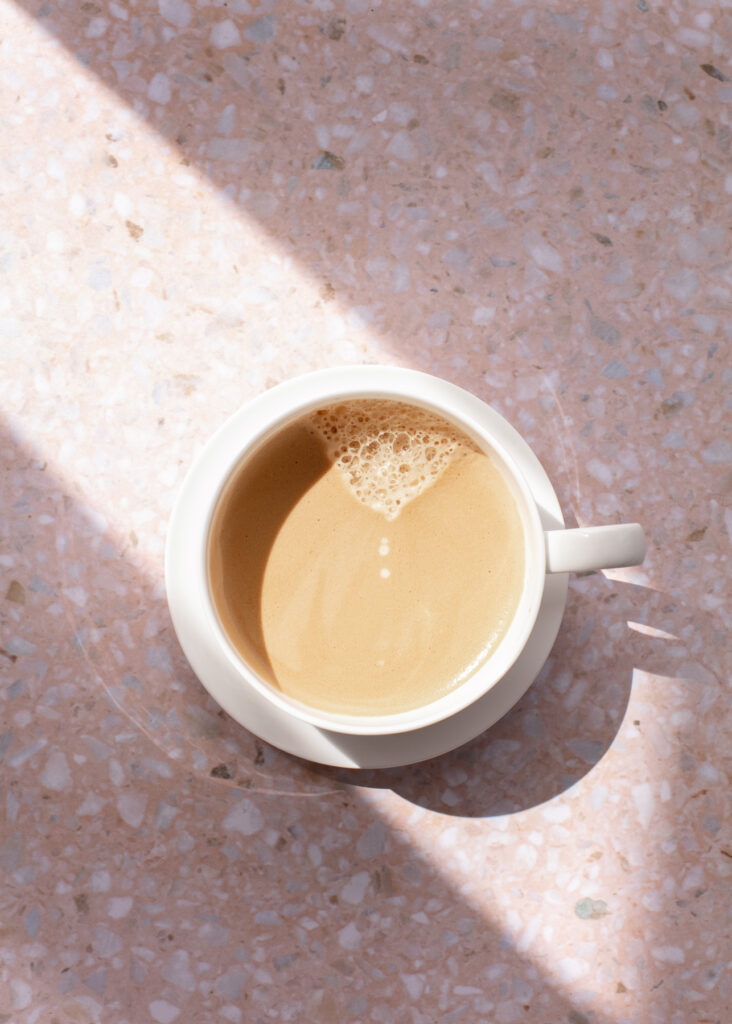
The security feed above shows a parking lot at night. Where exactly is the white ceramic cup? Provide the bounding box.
[166,366,645,737]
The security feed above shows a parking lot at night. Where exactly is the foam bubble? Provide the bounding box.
[306,400,480,520]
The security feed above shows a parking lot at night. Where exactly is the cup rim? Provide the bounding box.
[196,366,547,735]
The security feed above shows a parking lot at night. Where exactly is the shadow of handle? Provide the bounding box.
[545,523,646,574]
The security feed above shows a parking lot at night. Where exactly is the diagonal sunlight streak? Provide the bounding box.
[4,1,728,1020]
[0,24,668,1009]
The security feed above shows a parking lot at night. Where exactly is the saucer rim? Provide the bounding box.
[166,376,568,768]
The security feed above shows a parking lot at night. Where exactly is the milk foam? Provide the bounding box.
[306,400,480,520]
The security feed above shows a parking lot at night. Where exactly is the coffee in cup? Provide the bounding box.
[208,399,526,717]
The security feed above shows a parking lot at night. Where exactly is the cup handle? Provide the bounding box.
[544,523,646,575]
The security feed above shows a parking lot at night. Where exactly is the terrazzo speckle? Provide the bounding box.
[1,1,730,1022]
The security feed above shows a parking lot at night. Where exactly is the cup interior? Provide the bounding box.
[202,373,546,735]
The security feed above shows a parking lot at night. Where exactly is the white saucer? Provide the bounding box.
[167,397,568,769]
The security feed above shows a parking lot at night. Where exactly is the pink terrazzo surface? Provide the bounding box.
[1,1,730,1022]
